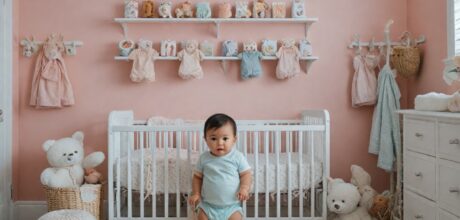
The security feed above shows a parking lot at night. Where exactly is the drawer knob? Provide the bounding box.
[414,172,422,177]
[415,132,424,138]
[414,214,423,219]
[449,186,460,193]
[449,138,460,145]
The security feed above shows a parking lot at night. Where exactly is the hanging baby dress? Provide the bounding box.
[351,51,379,107]
[128,42,159,82]
[29,34,75,108]
[177,41,205,80]
[275,44,301,79]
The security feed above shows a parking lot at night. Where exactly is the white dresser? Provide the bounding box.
[398,110,460,220]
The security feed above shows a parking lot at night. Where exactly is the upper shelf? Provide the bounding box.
[114,17,319,39]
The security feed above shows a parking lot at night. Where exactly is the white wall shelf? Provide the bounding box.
[115,55,319,73]
[114,17,318,39]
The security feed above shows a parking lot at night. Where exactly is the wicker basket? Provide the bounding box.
[44,184,104,220]
[390,34,422,78]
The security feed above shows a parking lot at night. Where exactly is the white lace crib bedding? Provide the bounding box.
[115,148,323,194]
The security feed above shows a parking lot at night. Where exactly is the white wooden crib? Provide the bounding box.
[108,110,330,220]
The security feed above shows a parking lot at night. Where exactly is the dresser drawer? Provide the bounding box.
[438,208,460,220]
[439,122,460,163]
[404,190,437,220]
[438,159,460,217]
[404,118,436,156]
[404,150,436,200]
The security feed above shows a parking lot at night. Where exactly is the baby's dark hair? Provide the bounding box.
[204,113,237,137]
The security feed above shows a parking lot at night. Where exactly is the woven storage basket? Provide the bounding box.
[44,184,103,220]
[390,44,421,78]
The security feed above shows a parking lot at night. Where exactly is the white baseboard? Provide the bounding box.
[13,200,107,220]
[13,201,47,220]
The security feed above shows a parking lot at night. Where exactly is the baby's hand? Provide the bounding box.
[188,193,201,207]
[237,188,250,201]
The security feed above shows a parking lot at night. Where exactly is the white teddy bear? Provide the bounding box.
[40,131,105,188]
[327,177,372,220]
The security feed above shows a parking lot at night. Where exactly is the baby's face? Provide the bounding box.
[205,123,236,157]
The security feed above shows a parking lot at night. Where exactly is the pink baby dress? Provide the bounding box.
[177,47,205,80]
[128,47,159,82]
[276,45,302,79]
[29,35,75,108]
[351,53,378,107]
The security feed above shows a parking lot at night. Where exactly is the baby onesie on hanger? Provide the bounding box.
[128,47,159,82]
[351,54,378,107]
[177,49,205,79]
[276,46,301,79]
[238,51,263,79]
[29,36,75,108]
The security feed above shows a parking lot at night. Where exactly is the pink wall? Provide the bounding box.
[15,0,409,200]
[407,0,460,104]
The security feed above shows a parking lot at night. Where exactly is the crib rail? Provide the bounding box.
[108,110,330,220]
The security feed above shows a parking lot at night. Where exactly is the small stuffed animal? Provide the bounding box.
[124,0,139,18]
[238,41,263,80]
[84,168,103,184]
[158,2,173,18]
[175,0,194,18]
[177,40,205,79]
[40,131,105,188]
[235,1,251,18]
[218,2,232,18]
[252,0,269,18]
[196,2,211,18]
[369,194,390,220]
[142,0,155,18]
[261,39,277,56]
[272,2,286,18]
[222,40,238,57]
[327,177,372,220]
[291,0,306,18]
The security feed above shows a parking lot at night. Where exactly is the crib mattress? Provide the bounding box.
[115,148,323,194]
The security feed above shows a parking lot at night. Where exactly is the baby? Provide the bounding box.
[188,114,252,220]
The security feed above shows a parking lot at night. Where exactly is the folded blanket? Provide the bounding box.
[414,92,452,111]
[147,116,185,126]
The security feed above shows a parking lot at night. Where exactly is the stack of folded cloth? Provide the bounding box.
[414,92,460,112]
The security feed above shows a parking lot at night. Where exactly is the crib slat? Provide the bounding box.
[151,132,157,217]
[108,130,114,219]
[127,132,133,218]
[264,131,269,218]
[243,131,247,214]
[176,131,181,218]
[287,131,292,218]
[276,131,281,218]
[116,132,122,217]
[298,131,303,217]
[254,131,259,218]
[164,131,169,218]
[139,132,145,218]
[310,131,315,217]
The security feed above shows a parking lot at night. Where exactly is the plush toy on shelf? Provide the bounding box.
[261,39,277,56]
[158,2,173,18]
[238,41,263,80]
[272,2,286,18]
[177,40,205,79]
[40,131,105,188]
[142,0,155,18]
[222,40,238,57]
[218,2,232,18]
[196,2,212,18]
[235,1,252,18]
[175,0,194,18]
[276,39,301,79]
[253,0,270,18]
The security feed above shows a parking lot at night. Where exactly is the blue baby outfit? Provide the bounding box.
[195,148,251,220]
[238,51,263,79]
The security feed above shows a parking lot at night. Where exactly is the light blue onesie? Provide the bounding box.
[238,51,263,80]
[195,148,251,220]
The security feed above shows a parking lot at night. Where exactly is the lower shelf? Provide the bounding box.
[114,56,319,61]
